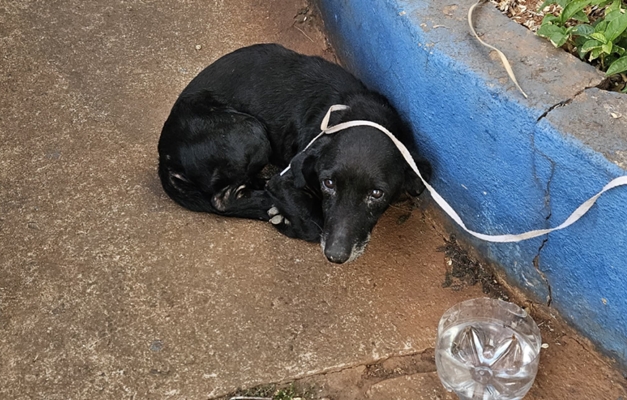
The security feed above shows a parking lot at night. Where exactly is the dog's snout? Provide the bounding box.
[324,243,351,264]
[322,223,353,264]
[322,226,359,264]
[322,213,373,264]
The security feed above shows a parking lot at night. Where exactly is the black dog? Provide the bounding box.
[158,90,273,220]
[158,43,431,263]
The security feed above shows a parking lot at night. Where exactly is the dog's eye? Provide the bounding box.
[323,179,335,190]
[370,189,384,199]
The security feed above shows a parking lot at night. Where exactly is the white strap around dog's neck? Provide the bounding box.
[280,104,352,177]
[282,104,627,243]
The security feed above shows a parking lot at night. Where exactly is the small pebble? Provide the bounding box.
[150,340,164,352]
[195,44,202,50]
[541,343,549,349]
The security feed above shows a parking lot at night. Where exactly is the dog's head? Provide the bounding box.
[289,123,431,264]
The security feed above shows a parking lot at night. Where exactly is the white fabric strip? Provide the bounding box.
[280,104,350,176]
[283,105,627,243]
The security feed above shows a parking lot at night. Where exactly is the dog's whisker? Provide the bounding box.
[312,220,323,232]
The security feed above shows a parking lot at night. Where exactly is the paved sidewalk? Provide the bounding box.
[0,0,625,399]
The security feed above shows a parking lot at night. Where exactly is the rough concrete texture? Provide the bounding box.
[0,0,626,399]
[315,0,627,368]
[544,88,627,169]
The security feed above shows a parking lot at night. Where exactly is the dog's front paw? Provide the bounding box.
[268,206,280,217]
[268,206,291,226]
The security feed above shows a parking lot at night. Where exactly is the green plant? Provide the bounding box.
[225,383,315,400]
[272,386,301,400]
[537,0,627,78]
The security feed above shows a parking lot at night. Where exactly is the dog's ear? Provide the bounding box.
[288,134,330,188]
[404,155,432,197]
[290,151,317,189]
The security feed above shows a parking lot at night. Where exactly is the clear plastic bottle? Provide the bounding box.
[435,298,542,400]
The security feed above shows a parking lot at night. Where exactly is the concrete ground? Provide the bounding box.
[0,0,625,399]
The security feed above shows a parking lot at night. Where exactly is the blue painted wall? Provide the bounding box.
[315,0,627,367]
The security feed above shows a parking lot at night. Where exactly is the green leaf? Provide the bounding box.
[602,41,613,54]
[571,10,590,22]
[549,31,569,47]
[538,24,569,47]
[575,35,589,46]
[555,33,570,47]
[616,45,626,55]
[560,0,593,23]
[605,0,623,14]
[537,23,564,37]
[578,47,589,58]
[589,47,604,60]
[541,14,560,24]
[591,32,608,43]
[606,55,627,75]
[604,9,622,22]
[605,10,627,41]
[556,0,569,8]
[572,23,595,36]
[581,39,602,52]
[575,36,590,57]
[595,20,609,33]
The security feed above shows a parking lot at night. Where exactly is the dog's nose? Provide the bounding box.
[324,245,350,264]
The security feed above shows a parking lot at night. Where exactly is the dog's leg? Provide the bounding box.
[212,185,273,221]
[266,176,323,242]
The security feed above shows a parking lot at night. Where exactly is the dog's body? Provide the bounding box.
[158,90,273,219]
[158,44,431,263]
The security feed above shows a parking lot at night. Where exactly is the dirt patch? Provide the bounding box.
[363,348,437,381]
[493,0,557,31]
[269,1,338,62]
[438,235,511,300]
